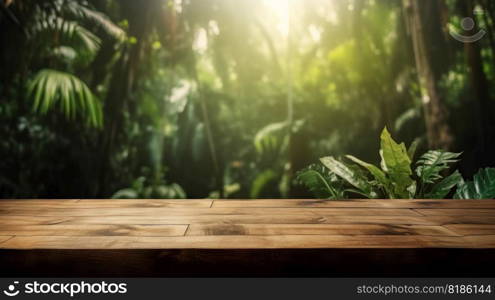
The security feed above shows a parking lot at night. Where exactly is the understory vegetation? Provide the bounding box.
[1,0,495,199]
[297,128,495,199]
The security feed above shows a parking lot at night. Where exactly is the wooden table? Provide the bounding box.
[1,199,495,276]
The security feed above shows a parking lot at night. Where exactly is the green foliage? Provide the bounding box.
[426,170,463,199]
[296,164,345,199]
[65,1,126,41]
[416,151,461,184]
[320,156,377,198]
[29,69,103,127]
[112,176,186,199]
[254,122,289,155]
[34,17,101,55]
[250,169,278,198]
[298,127,464,199]
[379,128,415,198]
[455,168,495,199]
[2,0,495,200]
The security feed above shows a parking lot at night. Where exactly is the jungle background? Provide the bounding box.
[0,0,494,199]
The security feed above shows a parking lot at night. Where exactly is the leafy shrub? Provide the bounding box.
[297,127,494,199]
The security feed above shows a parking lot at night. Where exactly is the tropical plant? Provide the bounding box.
[455,168,495,199]
[29,69,103,127]
[25,0,124,128]
[297,127,464,199]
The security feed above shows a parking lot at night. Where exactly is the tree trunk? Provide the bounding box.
[460,0,494,167]
[403,0,454,150]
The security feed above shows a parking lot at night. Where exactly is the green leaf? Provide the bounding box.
[250,169,278,198]
[426,170,463,199]
[320,156,376,198]
[112,188,138,199]
[66,1,126,41]
[455,168,495,199]
[416,151,461,184]
[407,138,421,160]
[345,155,392,197]
[28,69,103,127]
[297,167,337,199]
[254,122,289,155]
[380,127,414,198]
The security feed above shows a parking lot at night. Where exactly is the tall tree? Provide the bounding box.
[460,0,494,167]
[403,0,454,150]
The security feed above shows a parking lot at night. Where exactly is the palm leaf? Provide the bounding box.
[33,17,101,54]
[66,1,126,40]
[28,69,103,127]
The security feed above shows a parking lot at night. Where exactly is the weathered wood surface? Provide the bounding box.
[1,199,495,249]
[1,199,494,276]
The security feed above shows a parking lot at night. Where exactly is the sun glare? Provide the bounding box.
[263,0,291,36]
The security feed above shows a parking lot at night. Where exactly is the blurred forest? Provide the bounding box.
[0,0,494,199]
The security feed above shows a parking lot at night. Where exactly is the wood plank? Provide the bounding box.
[0,207,421,217]
[0,215,440,225]
[0,235,480,249]
[0,199,213,208]
[187,224,458,236]
[213,199,495,209]
[0,224,188,237]
[0,216,73,225]
[445,225,495,236]
[416,209,495,216]
[463,235,495,247]
[428,216,495,225]
[0,236,13,245]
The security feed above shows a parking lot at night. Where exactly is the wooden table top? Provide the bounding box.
[1,199,495,249]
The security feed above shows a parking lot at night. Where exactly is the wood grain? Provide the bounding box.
[187,224,458,236]
[0,215,439,226]
[213,199,495,209]
[0,235,483,249]
[0,199,213,208]
[0,224,188,236]
[0,236,13,245]
[0,199,494,250]
[0,207,421,217]
[415,209,495,216]
[444,224,495,236]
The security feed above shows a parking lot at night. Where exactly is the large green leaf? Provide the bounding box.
[416,151,461,184]
[379,128,414,198]
[345,155,392,197]
[296,164,342,199]
[320,156,376,198]
[426,170,463,199]
[29,69,103,127]
[455,168,495,199]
